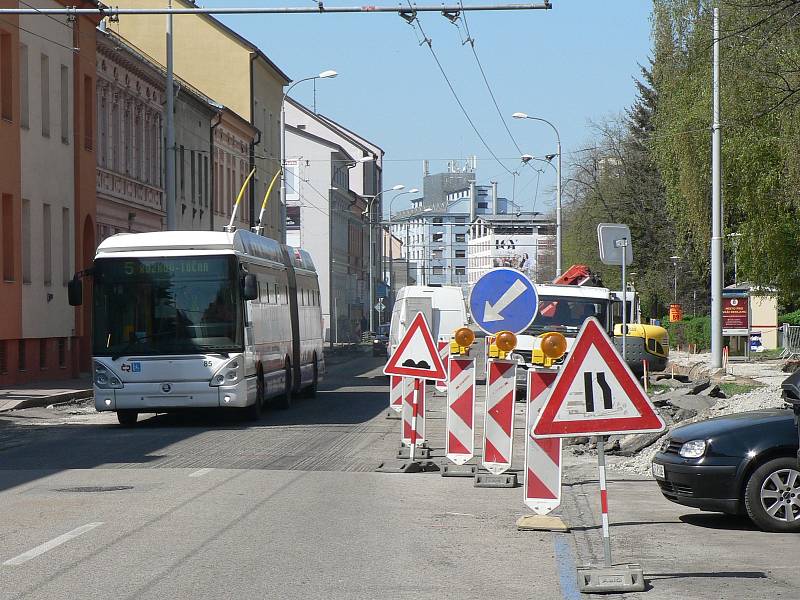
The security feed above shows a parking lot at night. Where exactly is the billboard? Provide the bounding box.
[722,296,749,333]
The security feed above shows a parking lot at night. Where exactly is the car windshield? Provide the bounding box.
[524,295,608,335]
[92,255,243,357]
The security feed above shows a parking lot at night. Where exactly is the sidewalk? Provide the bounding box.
[0,376,93,412]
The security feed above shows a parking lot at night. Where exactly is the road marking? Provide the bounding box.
[554,533,581,600]
[188,468,213,478]
[3,522,103,566]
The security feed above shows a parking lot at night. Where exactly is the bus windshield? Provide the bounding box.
[524,295,609,335]
[92,255,243,358]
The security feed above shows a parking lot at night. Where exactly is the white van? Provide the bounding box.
[389,286,468,354]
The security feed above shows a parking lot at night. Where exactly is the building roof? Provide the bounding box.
[286,125,355,161]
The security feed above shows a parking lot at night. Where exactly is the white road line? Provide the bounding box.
[188,468,213,478]
[3,522,103,566]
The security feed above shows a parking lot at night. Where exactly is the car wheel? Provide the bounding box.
[117,410,138,427]
[302,357,318,398]
[744,457,800,532]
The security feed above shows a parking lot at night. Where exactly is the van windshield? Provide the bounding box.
[524,295,608,335]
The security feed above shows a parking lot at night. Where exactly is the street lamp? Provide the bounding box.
[670,255,680,303]
[280,69,338,242]
[513,112,563,276]
[364,184,404,333]
[386,188,418,302]
[727,232,742,286]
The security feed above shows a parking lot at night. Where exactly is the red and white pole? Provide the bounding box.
[597,437,612,567]
[410,378,421,461]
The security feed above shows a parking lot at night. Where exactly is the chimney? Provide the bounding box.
[469,181,476,224]
[491,181,498,214]
[423,159,429,177]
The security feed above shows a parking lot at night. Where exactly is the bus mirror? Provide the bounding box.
[68,277,83,306]
[242,274,258,301]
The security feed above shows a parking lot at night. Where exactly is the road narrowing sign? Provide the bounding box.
[384,312,447,380]
[531,317,665,438]
[468,267,538,335]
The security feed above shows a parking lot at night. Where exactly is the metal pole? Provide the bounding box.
[556,139,562,277]
[621,239,627,361]
[164,0,176,230]
[334,295,338,345]
[405,223,410,285]
[711,7,723,369]
[368,198,375,334]
[674,262,678,303]
[597,437,612,567]
[410,378,421,462]
[279,101,287,244]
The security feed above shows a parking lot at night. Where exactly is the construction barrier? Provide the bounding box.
[781,324,800,359]
[524,370,561,514]
[482,358,517,475]
[434,340,451,393]
[401,377,425,445]
[389,375,403,413]
[445,357,476,465]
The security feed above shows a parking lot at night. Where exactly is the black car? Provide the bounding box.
[652,408,800,532]
[372,325,390,357]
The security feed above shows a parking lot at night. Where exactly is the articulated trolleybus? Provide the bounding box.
[68,230,324,426]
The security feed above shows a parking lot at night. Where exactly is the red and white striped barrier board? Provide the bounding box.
[524,370,561,514]
[446,357,476,465]
[434,340,451,393]
[482,358,517,475]
[389,375,403,413]
[401,377,425,445]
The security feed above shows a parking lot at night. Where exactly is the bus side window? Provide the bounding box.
[274,283,280,304]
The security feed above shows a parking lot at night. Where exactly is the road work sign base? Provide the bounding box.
[440,463,477,477]
[515,514,568,532]
[577,564,645,594]
[375,460,440,474]
[474,471,518,488]
[397,446,431,459]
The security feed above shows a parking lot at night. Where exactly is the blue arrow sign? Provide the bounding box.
[469,268,538,335]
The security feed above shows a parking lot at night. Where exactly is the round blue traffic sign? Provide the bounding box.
[469,268,538,335]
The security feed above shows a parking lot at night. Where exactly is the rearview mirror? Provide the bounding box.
[68,277,83,306]
[242,273,258,301]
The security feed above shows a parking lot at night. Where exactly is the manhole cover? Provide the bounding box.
[52,486,134,493]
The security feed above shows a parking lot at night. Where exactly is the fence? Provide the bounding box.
[780,324,800,359]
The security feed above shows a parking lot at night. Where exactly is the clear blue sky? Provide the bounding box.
[203,0,654,216]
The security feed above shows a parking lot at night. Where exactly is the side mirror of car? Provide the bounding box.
[68,277,83,306]
[242,273,258,301]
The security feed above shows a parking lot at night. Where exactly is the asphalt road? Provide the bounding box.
[0,354,562,600]
[1,353,799,599]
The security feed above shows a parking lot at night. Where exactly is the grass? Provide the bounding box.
[718,382,761,397]
[750,348,785,361]
[648,383,672,395]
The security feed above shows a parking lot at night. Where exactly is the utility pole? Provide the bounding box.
[711,7,723,369]
[165,0,176,230]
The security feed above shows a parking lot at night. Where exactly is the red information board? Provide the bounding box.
[722,297,749,331]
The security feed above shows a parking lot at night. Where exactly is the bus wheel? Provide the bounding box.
[302,356,318,398]
[117,410,138,427]
[274,362,292,410]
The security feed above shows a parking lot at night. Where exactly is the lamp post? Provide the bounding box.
[387,188,418,304]
[513,112,562,276]
[727,232,742,286]
[280,69,337,243]
[364,184,404,333]
[670,255,680,303]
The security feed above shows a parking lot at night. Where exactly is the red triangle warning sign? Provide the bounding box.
[384,312,447,380]
[531,317,665,438]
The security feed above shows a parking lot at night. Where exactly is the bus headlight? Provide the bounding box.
[94,361,123,389]
[210,358,242,387]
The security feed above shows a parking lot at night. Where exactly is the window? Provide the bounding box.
[111,100,119,170]
[455,266,466,276]
[455,249,466,258]
[83,75,92,150]
[432,250,443,259]
[203,156,209,207]
[432,266,443,275]
[1,33,11,121]
[21,199,30,283]
[455,216,467,224]
[39,339,47,370]
[40,54,50,136]
[190,150,196,203]
[432,217,443,224]
[455,233,466,243]
[60,65,69,144]
[477,202,488,209]
[99,96,107,167]
[43,204,51,286]
[58,338,66,368]
[180,145,185,198]
[18,340,25,371]
[62,208,70,285]
[19,43,27,128]
[2,194,12,281]
[432,233,443,242]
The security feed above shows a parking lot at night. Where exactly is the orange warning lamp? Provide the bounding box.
[495,331,517,354]
[451,327,476,355]
[540,331,567,360]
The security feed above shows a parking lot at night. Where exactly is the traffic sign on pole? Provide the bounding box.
[469,267,539,335]
[524,370,561,515]
[482,358,517,474]
[531,318,665,438]
[384,312,447,380]
[434,340,450,393]
[445,357,476,465]
[389,375,403,413]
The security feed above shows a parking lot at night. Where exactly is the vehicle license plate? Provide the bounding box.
[651,462,665,479]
